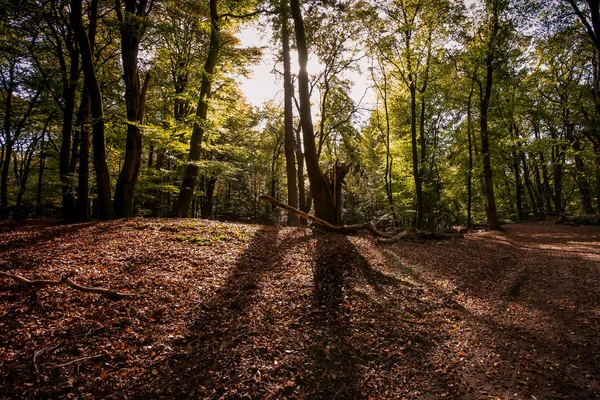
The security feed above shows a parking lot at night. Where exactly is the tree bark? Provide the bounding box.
[71,0,113,220]
[172,0,220,217]
[511,124,524,221]
[290,0,338,224]
[58,41,79,220]
[479,0,502,230]
[75,89,91,220]
[200,176,216,219]
[113,0,152,218]
[466,77,475,228]
[410,84,423,228]
[281,1,299,226]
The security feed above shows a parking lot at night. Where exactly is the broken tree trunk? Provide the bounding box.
[259,195,464,242]
[259,195,391,237]
[556,214,600,226]
[0,271,135,300]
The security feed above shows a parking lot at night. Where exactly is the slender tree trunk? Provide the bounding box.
[200,176,216,219]
[594,142,600,211]
[409,84,423,228]
[294,125,309,213]
[0,140,12,210]
[466,78,474,228]
[16,131,43,209]
[511,124,524,221]
[572,137,595,214]
[59,51,79,220]
[71,0,113,220]
[36,126,46,212]
[172,0,220,217]
[76,89,91,220]
[521,153,540,218]
[281,1,299,226]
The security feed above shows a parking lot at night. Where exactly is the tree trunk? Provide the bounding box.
[59,47,79,220]
[290,0,338,224]
[16,130,43,210]
[521,153,540,218]
[75,89,91,220]
[294,124,309,213]
[594,142,600,211]
[71,0,113,220]
[0,139,12,210]
[511,124,524,221]
[200,176,216,219]
[572,137,595,214]
[480,62,501,226]
[113,0,152,218]
[410,84,423,228]
[172,0,220,217]
[281,1,299,226]
[466,77,474,228]
[36,125,46,214]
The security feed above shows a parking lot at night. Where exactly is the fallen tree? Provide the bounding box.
[259,195,463,242]
[0,271,135,300]
[556,214,600,226]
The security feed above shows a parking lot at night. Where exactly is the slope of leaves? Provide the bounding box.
[0,218,599,399]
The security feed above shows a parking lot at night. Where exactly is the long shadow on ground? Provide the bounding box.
[136,228,456,399]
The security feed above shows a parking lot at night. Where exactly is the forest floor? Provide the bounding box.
[0,218,599,399]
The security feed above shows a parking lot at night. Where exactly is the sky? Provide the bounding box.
[235,22,374,119]
[235,0,480,112]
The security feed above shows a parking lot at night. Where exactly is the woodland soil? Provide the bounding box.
[0,219,598,399]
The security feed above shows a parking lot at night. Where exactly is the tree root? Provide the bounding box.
[0,271,135,300]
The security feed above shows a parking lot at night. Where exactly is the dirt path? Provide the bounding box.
[0,219,598,399]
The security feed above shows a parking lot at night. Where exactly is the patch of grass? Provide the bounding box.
[173,225,250,246]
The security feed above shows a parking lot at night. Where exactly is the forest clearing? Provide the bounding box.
[1,218,599,399]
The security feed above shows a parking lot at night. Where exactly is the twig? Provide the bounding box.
[55,354,104,368]
[33,343,59,373]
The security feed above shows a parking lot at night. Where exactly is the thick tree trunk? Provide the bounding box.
[172,0,220,217]
[113,0,152,218]
[290,0,343,225]
[477,0,502,230]
[71,0,113,220]
[480,63,501,228]
[281,2,299,226]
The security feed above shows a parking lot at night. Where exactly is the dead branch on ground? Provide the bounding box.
[556,214,600,226]
[259,195,463,242]
[0,271,135,300]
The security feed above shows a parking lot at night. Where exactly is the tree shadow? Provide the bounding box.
[130,227,458,399]
[139,226,310,398]
[0,221,96,263]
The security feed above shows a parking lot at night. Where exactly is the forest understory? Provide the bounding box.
[0,218,599,399]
